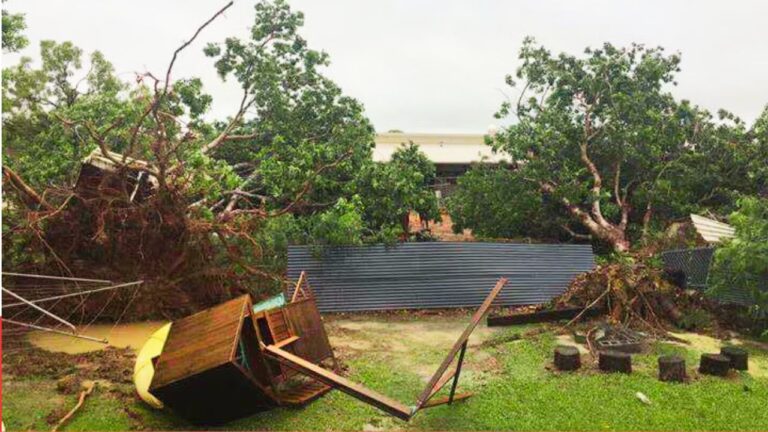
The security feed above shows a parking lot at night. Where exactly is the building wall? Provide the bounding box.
[374,132,507,164]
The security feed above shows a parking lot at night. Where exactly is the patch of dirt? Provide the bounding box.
[554,334,590,355]
[4,338,136,384]
[666,331,768,378]
[327,316,503,383]
[667,331,725,353]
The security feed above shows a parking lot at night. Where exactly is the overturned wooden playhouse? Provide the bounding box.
[141,273,509,424]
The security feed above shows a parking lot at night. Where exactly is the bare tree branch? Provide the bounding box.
[162,1,234,99]
[2,166,54,210]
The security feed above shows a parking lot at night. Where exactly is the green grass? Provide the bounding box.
[4,322,768,431]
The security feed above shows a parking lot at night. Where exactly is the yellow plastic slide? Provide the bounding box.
[133,323,172,409]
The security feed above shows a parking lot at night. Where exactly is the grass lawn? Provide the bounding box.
[3,314,768,431]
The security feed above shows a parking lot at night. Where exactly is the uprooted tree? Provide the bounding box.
[0,0,399,317]
[480,38,765,252]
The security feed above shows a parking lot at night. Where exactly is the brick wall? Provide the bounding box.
[408,210,474,241]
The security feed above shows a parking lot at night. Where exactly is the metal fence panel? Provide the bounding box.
[660,247,715,289]
[660,247,755,304]
[287,242,595,312]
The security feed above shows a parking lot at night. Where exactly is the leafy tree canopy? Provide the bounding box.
[446,163,564,240]
[481,37,760,252]
[202,0,375,217]
[2,3,27,52]
[709,197,768,336]
[355,142,440,239]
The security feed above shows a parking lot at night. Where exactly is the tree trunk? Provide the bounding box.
[541,182,631,253]
[658,355,686,382]
[554,345,581,371]
[2,166,53,210]
[699,353,730,376]
[720,347,748,371]
[603,228,630,253]
[599,351,632,373]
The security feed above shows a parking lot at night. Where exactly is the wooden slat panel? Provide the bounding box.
[415,278,507,409]
[420,392,473,409]
[283,297,334,364]
[273,336,299,349]
[277,380,331,406]
[265,345,412,421]
[152,295,250,389]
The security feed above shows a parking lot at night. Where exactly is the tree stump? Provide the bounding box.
[554,345,581,371]
[699,353,730,376]
[599,350,632,373]
[721,346,749,371]
[658,355,686,382]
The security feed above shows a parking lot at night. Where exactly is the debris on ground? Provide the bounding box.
[635,392,651,405]
[554,263,715,333]
[142,275,508,424]
[51,380,96,432]
[56,374,82,395]
[3,336,135,384]
[591,324,646,353]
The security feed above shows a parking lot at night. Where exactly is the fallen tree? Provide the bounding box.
[554,262,714,333]
[1,1,374,318]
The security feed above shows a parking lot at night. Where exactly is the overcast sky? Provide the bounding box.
[4,0,768,133]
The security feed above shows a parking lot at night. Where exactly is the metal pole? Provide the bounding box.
[448,341,468,404]
[2,272,112,284]
[3,318,108,344]
[2,287,77,332]
[3,281,144,308]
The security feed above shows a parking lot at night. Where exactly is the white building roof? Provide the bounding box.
[374,132,508,164]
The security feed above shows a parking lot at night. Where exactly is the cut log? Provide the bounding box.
[658,355,686,382]
[598,351,632,373]
[699,353,730,377]
[554,345,581,371]
[720,347,748,371]
[487,307,604,327]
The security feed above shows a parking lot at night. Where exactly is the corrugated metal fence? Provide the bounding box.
[287,242,595,312]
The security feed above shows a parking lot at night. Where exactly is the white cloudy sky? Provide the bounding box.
[4,0,768,133]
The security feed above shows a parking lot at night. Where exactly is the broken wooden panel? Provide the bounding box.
[415,277,507,408]
[252,306,303,382]
[146,275,510,424]
[150,295,279,424]
[277,380,332,406]
[264,344,413,421]
[152,296,250,388]
[283,297,334,365]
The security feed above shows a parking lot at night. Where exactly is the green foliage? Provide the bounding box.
[446,163,562,240]
[678,309,712,331]
[482,38,759,251]
[492,39,696,248]
[2,4,28,52]
[355,142,440,239]
[710,197,768,335]
[0,1,384,301]
[203,0,374,214]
